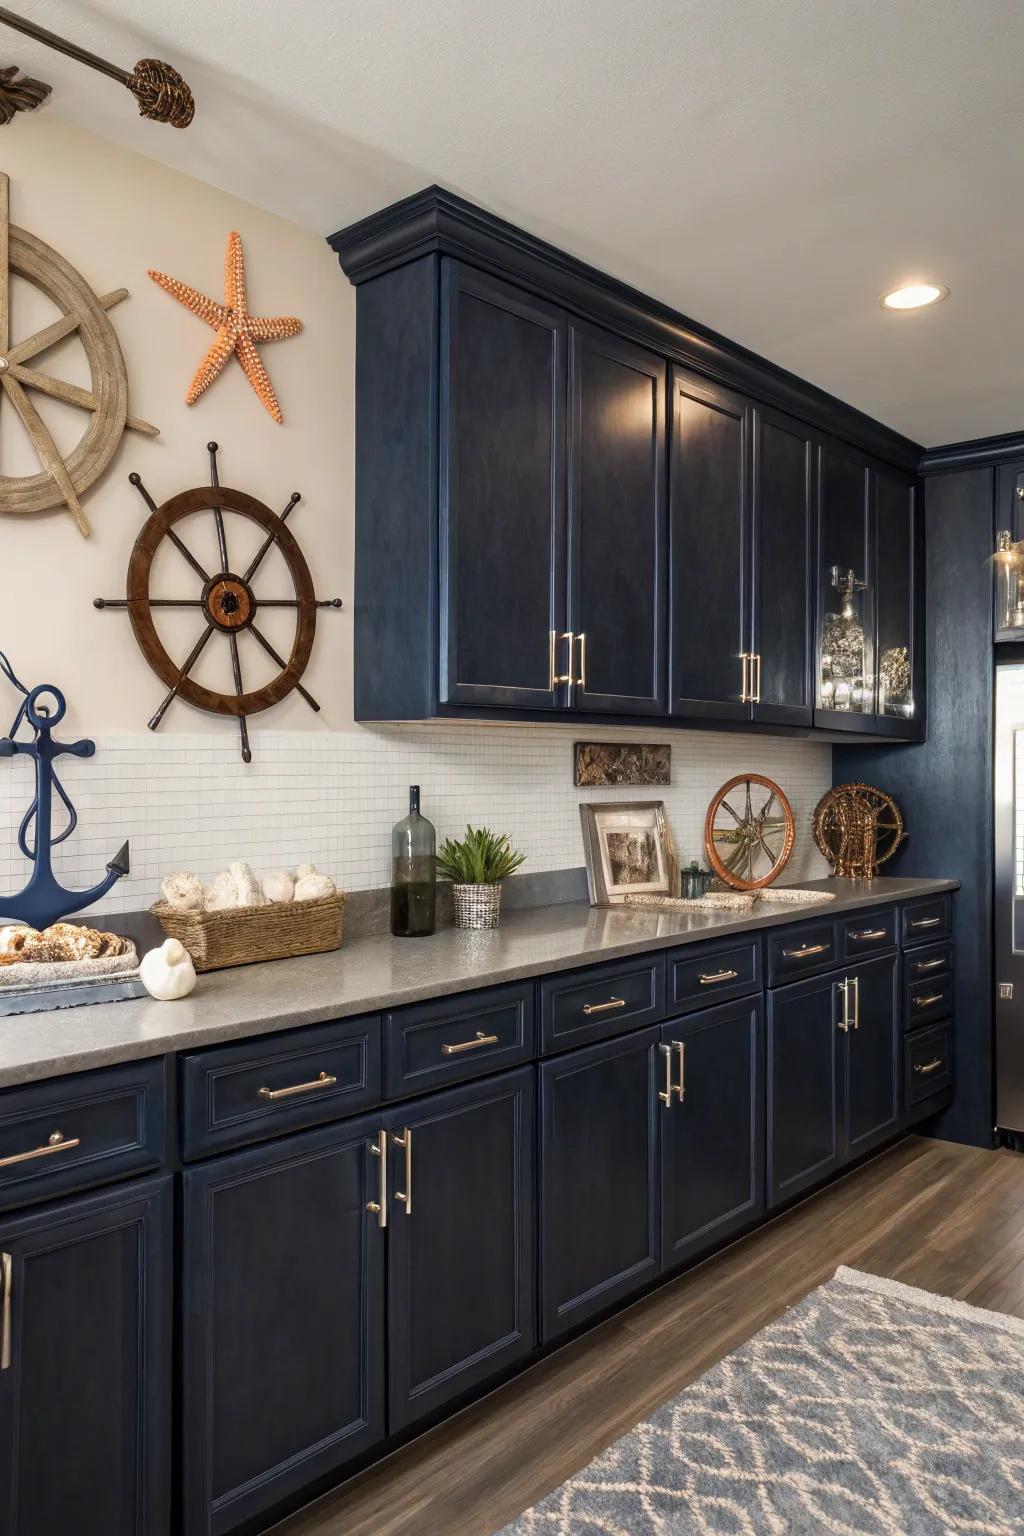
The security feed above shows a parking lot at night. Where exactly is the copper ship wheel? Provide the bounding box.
[704,773,796,891]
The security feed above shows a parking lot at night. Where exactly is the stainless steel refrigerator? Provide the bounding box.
[995,664,1024,1138]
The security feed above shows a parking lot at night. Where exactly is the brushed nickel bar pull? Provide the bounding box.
[575,632,587,688]
[837,978,850,1033]
[581,997,626,1015]
[0,1129,79,1169]
[739,653,751,704]
[550,630,572,688]
[850,928,887,941]
[1,1251,11,1372]
[698,968,739,986]
[914,992,944,1008]
[911,916,942,930]
[914,1057,944,1075]
[852,974,860,1030]
[393,1128,412,1215]
[914,957,946,973]
[258,1071,336,1101]
[367,1129,388,1228]
[658,1043,673,1107]
[752,653,762,704]
[673,1040,686,1102]
[442,1031,499,1056]
[783,943,829,959]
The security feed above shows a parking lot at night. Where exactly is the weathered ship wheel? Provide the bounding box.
[704,773,796,891]
[95,443,342,761]
[0,172,157,536]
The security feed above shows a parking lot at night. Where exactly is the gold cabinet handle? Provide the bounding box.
[581,996,626,1016]
[739,652,751,704]
[783,942,829,959]
[911,916,942,930]
[914,1057,945,1075]
[658,1043,673,1107]
[673,1040,686,1102]
[837,978,851,1033]
[914,957,946,973]
[549,630,572,687]
[575,632,587,688]
[1,1251,11,1372]
[0,1129,80,1169]
[914,992,944,1008]
[698,968,738,986]
[367,1129,388,1227]
[752,653,762,703]
[850,928,887,941]
[441,1030,499,1056]
[258,1071,336,1101]
[392,1128,412,1215]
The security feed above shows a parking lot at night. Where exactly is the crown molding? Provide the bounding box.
[918,429,1024,476]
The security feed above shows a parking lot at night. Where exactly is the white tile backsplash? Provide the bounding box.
[0,724,831,918]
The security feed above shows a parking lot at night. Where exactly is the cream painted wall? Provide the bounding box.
[0,112,353,738]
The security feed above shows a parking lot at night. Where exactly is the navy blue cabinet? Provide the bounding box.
[0,1175,171,1536]
[661,998,765,1270]
[182,1114,386,1536]
[751,406,817,728]
[845,955,901,1159]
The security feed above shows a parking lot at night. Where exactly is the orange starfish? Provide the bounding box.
[148,231,302,424]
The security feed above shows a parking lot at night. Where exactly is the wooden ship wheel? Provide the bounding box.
[0,172,157,537]
[813,783,904,879]
[704,773,796,891]
[95,444,342,762]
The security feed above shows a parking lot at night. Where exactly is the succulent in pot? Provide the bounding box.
[436,826,525,930]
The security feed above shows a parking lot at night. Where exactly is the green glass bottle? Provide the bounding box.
[390,785,436,937]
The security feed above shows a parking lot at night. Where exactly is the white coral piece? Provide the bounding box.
[160,871,204,911]
[294,872,336,901]
[204,870,239,911]
[229,861,265,908]
[262,869,295,904]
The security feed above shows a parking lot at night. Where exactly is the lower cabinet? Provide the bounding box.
[768,955,898,1208]
[182,1070,535,1536]
[0,1175,172,1536]
[661,998,765,1269]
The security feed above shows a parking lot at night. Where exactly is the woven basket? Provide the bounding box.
[451,882,502,930]
[151,892,346,973]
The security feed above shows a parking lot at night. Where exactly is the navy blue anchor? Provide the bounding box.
[0,652,129,928]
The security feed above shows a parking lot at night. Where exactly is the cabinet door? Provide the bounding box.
[0,1176,171,1536]
[568,321,667,714]
[815,440,873,725]
[661,999,764,1271]
[386,1068,535,1433]
[845,955,900,1158]
[182,1116,385,1536]
[751,406,815,727]
[767,972,842,1207]
[439,260,567,709]
[669,367,751,719]
[874,466,922,728]
[540,1028,661,1342]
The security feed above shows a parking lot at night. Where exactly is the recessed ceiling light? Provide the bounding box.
[881,282,949,311]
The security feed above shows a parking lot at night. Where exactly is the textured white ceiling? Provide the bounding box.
[8,0,1024,445]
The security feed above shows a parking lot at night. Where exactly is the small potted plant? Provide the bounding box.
[436,825,525,930]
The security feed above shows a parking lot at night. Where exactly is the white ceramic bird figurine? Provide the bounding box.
[140,937,197,1001]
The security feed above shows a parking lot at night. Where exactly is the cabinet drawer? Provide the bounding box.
[540,956,665,1052]
[905,940,953,983]
[906,1021,954,1108]
[0,1058,166,1213]
[902,894,951,946]
[666,936,761,1016]
[181,1014,382,1159]
[906,972,954,1029]
[768,920,838,984]
[384,983,533,1097]
[840,908,896,961]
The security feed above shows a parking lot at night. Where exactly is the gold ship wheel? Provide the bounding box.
[0,172,156,537]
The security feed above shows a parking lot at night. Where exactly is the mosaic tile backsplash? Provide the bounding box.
[0,725,832,919]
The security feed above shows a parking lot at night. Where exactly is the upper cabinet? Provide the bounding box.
[334,190,924,741]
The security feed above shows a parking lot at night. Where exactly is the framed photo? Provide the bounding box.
[579,800,677,905]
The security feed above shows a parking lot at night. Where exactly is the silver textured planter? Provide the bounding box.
[451,882,502,930]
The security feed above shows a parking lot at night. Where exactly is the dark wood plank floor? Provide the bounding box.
[274,1136,1024,1536]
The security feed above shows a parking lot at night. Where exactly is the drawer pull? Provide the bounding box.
[581,997,627,1016]
[914,957,946,973]
[911,916,942,930]
[367,1129,388,1227]
[783,942,829,959]
[441,1031,499,1056]
[392,1128,412,1215]
[698,969,739,986]
[1,1251,10,1372]
[850,928,887,941]
[914,1057,945,1076]
[914,992,944,1009]
[0,1129,80,1169]
[258,1071,336,1101]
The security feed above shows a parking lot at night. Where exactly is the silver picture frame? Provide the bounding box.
[579,800,677,906]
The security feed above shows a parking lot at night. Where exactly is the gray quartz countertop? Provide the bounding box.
[0,876,958,1088]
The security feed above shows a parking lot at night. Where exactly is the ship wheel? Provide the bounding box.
[812,782,904,879]
[0,172,157,537]
[704,773,796,891]
[95,444,342,762]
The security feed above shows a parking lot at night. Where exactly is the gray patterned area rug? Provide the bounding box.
[499,1267,1024,1535]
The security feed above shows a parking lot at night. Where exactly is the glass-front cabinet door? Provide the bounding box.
[817,443,873,719]
[874,466,919,723]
